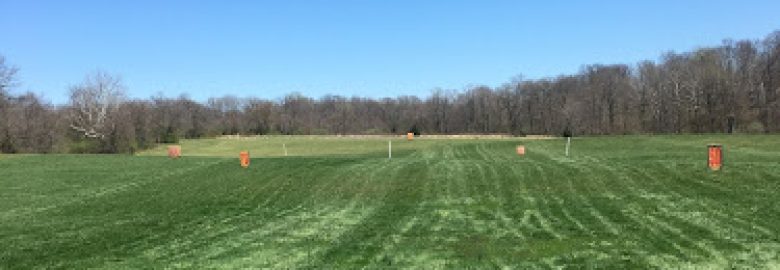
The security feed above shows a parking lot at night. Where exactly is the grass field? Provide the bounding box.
[1,135,779,268]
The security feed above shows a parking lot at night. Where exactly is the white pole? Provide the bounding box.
[388,140,392,159]
[565,137,571,157]
[283,143,288,156]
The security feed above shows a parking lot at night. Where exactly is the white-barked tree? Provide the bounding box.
[68,71,126,139]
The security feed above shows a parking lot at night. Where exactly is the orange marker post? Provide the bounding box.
[407,132,414,141]
[516,145,526,156]
[168,145,181,159]
[240,151,250,168]
[708,144,722,171]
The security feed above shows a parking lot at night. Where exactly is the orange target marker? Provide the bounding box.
[708,144,722,171]
[516,145,526,156]
[167,145,181,159]
[240,151,250,168]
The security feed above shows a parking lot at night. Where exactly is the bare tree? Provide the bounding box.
[7,93,58,152]
[0,55,18,94]
[68,71,126,139]
[0,55,19,153]
[427,89,452,134]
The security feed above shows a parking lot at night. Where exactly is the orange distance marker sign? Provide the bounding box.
[516,145,526,156]
[240,151,250,168]
[168,145,181,159]
[708,144,722,171]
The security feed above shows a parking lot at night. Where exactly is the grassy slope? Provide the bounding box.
[1,135,779,268]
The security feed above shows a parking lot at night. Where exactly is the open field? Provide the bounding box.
[1,135,779,268]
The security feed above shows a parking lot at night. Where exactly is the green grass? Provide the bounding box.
[137,136,440,158]
[1,135,779,268]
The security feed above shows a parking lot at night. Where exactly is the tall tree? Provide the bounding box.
[68,71,126,139]
[0,55,19,152]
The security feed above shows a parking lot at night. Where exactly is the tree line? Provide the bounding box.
[1,30,779,153]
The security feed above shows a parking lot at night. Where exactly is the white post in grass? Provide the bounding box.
[283,143,288,156]
[565,137,571,157]
[388,140,392,159]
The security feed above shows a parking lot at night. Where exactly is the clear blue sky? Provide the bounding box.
[2,0,779,104]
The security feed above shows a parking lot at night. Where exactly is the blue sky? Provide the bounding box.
[1,0,779,104]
